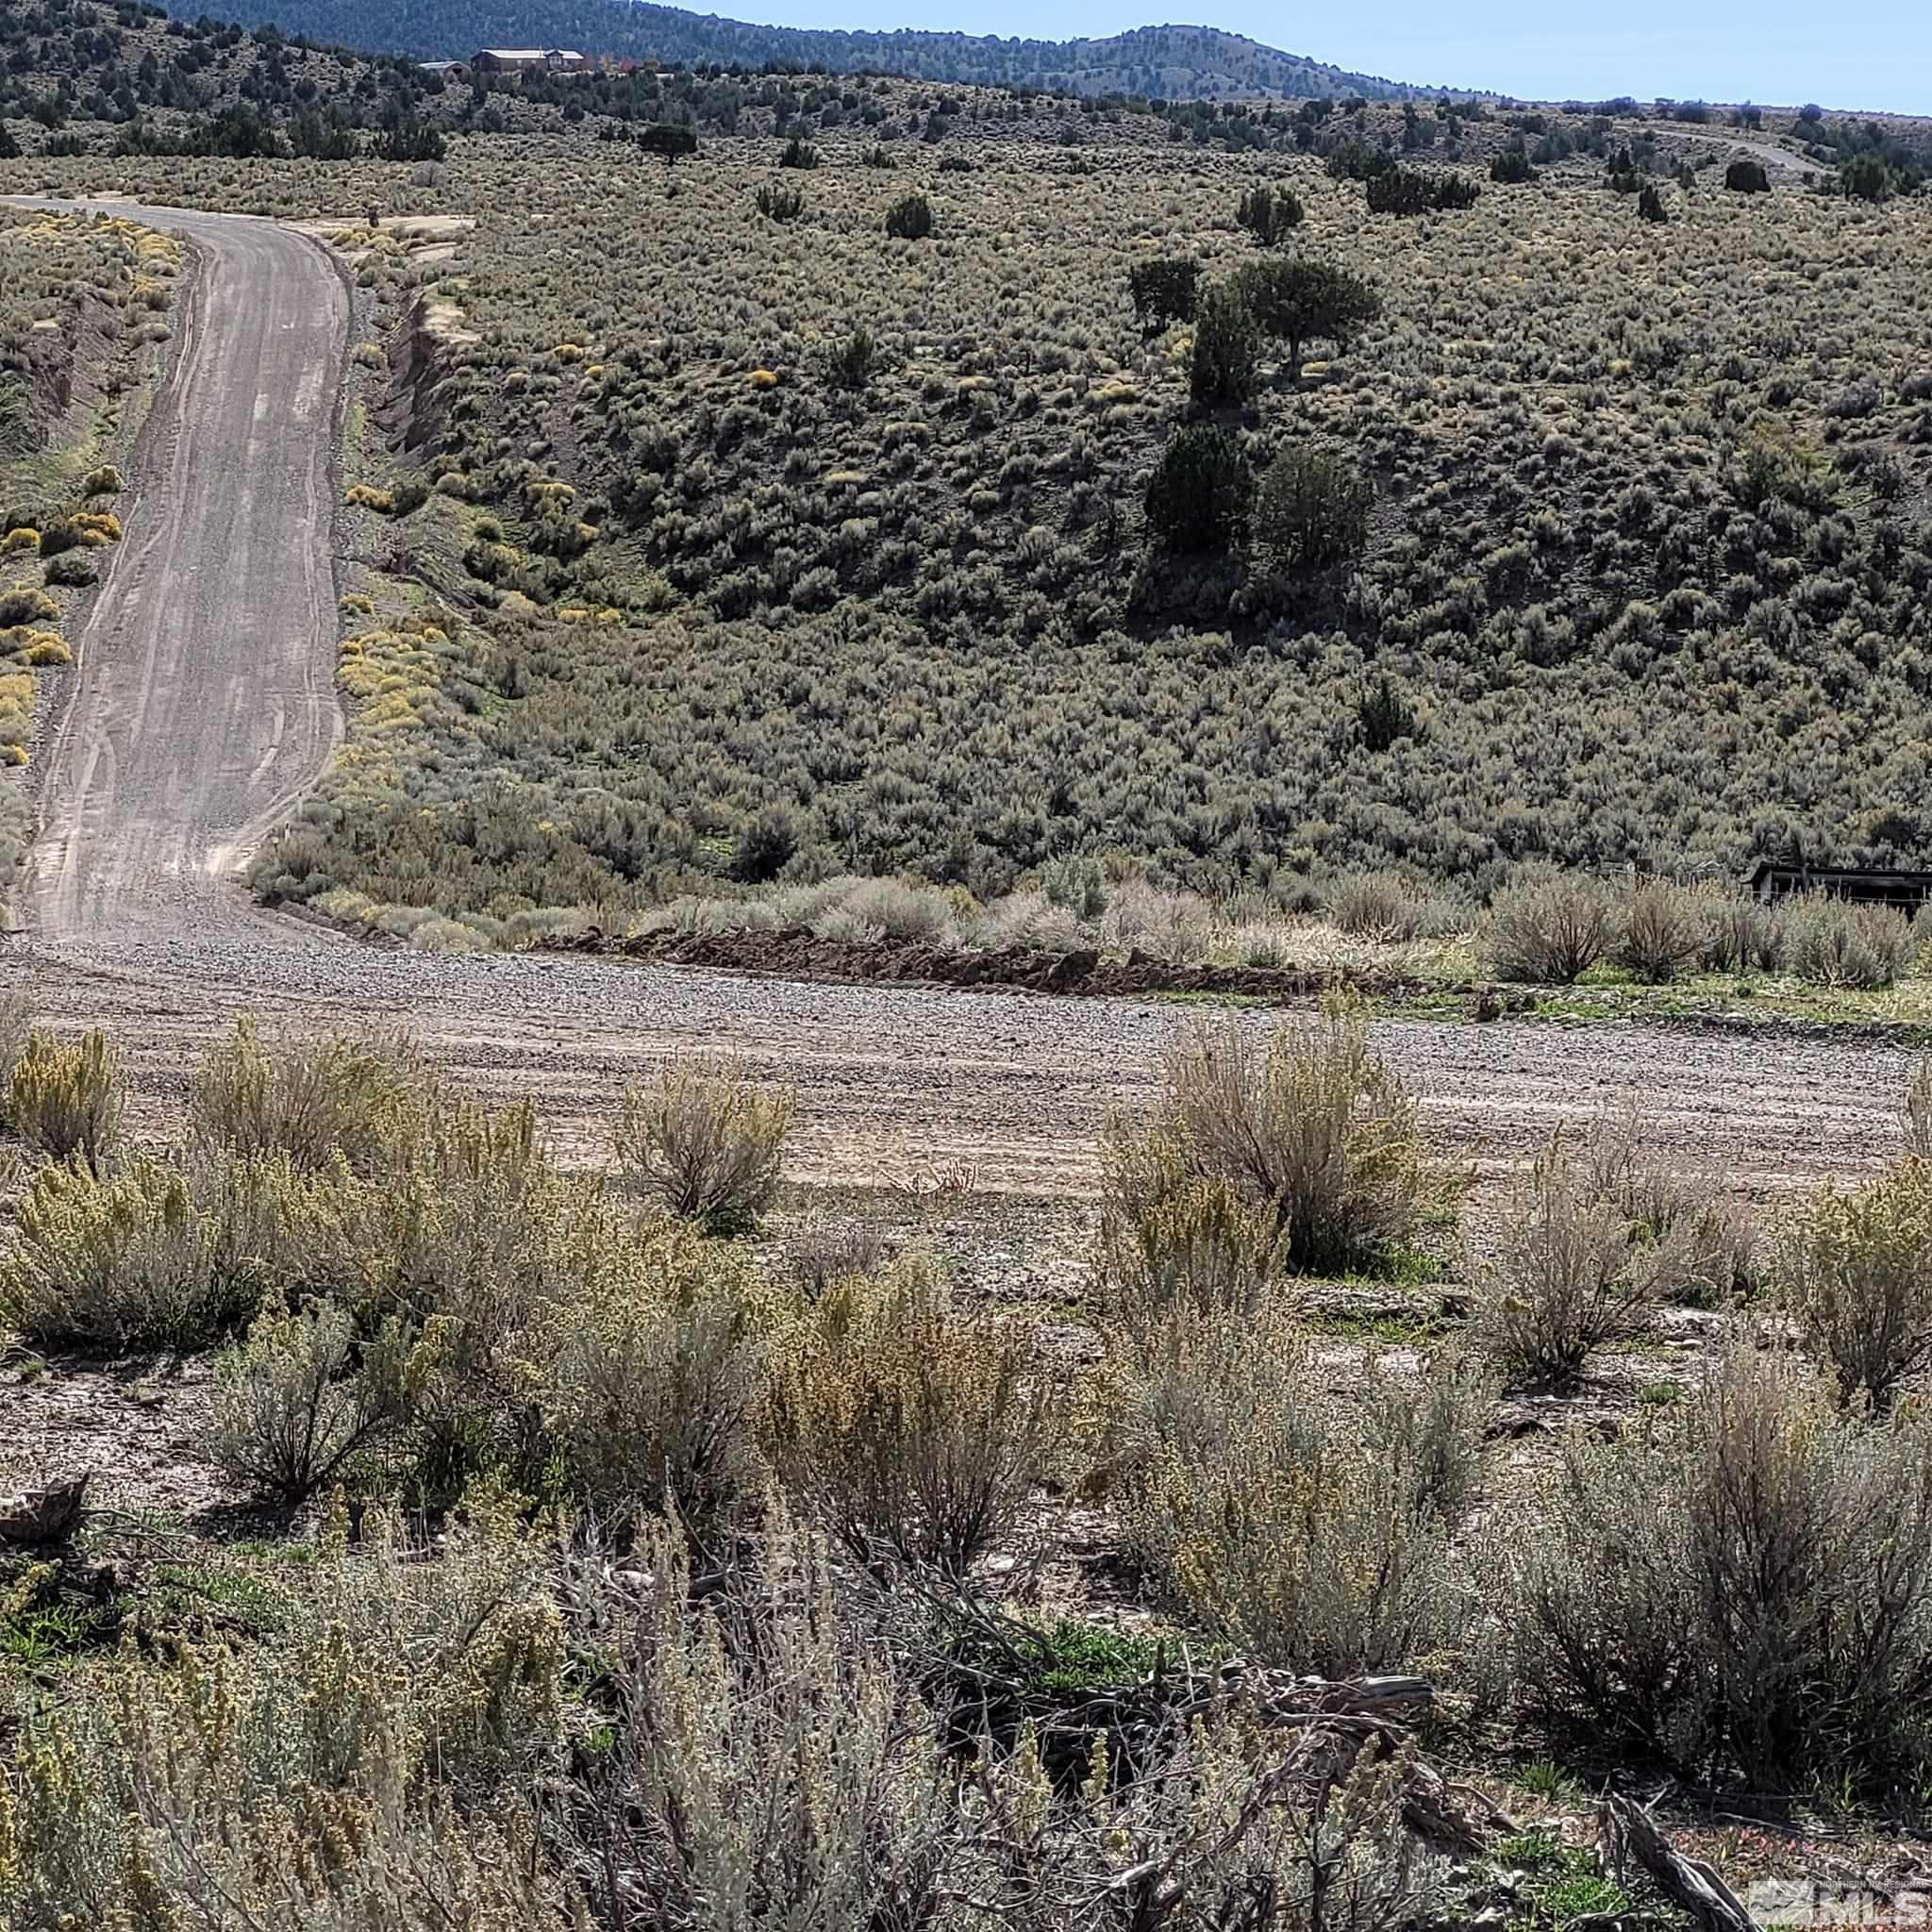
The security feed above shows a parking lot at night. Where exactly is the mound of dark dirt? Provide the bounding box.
[533,925,1497,1007]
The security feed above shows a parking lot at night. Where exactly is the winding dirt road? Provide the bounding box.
[1670,130,1818,180]
[0,202,1911,1192]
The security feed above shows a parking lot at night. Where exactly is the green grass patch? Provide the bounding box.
[1305,1305,1451,1343]
[1509,1759,1588,1804]
[943,1614,1174,1696]
[1491,1830,1632,1928]
[1382,974,1932,1041]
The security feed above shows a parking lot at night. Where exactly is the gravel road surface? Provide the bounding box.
[1671,130,1818,178]
[0,202,1909,1193]
[12,201,345,945]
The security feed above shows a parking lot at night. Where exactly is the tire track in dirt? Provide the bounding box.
[0,202,1911,1196]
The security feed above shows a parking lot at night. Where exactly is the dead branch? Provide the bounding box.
[1600,1791,1758,1932]
[0,1474,90,1546]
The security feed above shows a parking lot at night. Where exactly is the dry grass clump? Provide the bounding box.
[1906,1057,1932,1159]
[6,1027,123,1175]
[1111,1303,1489,1673]
[1703,890,1787,974]
[0,1151,304,1350]
[187,1020,425,1173]
[1325,869,1418,941]
[1778,1159,1932,1411]
[1575,1108,1758,1299]
[1104,1004,1441,1276]
[1782,891,1913,989]
[1611,876,1714,983]
[1473,1127,1737,1384]
[1096,1173,1288,1337]
[0,1498,570,1927]
[782,1214,893,1298]
[1486,871,1613,984]
[0,991,30,1090]
[825,874,957,943]
[538,1218,788,1528]
[205,1300,410,1506]
[1323,870,1468,943]
[763,1257,1061,1575]
[1509,1345,1932,1787]
[612,1056,795,1236]
[295,1108,577,1500]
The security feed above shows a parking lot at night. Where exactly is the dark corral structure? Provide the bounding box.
[1746,859,1932,911]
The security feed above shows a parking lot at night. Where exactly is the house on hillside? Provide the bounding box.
[470,48,586,75]
[417,58,469,79]
[1745,859,1932,910]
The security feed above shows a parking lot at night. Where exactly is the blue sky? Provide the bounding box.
[732,0,1932,115]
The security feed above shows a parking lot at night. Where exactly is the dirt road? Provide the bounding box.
[1671,130,1817,179]
[0,202,1911,1194]
[14,202,345,945]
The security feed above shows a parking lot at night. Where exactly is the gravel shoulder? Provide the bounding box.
[2,921,1911,1191]
[0,201,1910,1196]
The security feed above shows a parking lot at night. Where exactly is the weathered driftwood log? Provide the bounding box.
[1601,1791,1758,1932]
[1019,1668,1433,1780]
[0,1474,91,1545]
[1401,1756,1521,1857]
[926,1600,1511,1859]
[1254,1669,1435,1718]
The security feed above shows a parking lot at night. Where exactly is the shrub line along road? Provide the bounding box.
[0,200,1911,1191]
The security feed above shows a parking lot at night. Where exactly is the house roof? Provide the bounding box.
[475,47,583,58]
[1746,860,1932,887]
[1744,858,1932,906]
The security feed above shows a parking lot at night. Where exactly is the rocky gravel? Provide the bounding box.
[2,906,1915,1191]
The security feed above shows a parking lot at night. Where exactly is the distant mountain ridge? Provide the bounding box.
[188,0,1439,99]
